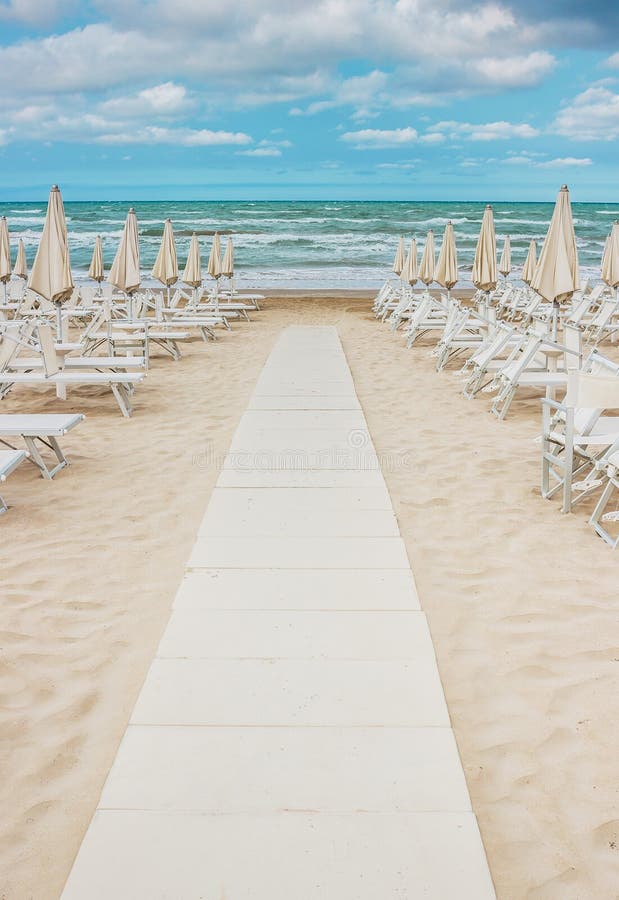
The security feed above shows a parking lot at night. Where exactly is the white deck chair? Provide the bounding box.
[584,297,619,345]
[404,295,453,349]
[589,442,619,548]
[0,413,85,479]
[0,324,146,417]
[541,359,619,513]
[434,307,493,372]
[490,326,582,420]
[0,448,28,513]
[461,325,521,399]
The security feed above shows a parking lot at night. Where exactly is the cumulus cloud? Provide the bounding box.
[468,51,555,87]
[552,86,619,140]
[340,127,420,148]
[503,153,592,168]
[237,147,281,157]
[429,120,540,140]
[537,156,592,167]
[95,127,253,146]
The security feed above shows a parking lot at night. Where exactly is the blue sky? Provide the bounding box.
[0,0,618,201]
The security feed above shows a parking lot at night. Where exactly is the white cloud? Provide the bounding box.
[95,126,252,146]
[605,53,619,69]
[340,126,419,148]
[99,82,192,118]
[552,86,619,140]
[237,147,281,157]
[429,120,540,141]
[468,51,555,88]
[502,153,592,168]
[537,156,593,168]
[0,0,76,25]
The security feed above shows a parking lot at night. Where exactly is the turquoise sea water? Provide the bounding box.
[1,200,617,290]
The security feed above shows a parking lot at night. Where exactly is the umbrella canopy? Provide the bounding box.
[88,235,104,282]
[13,238,28,280]
[152,219,178,287]
[601,221,619,289]
[522,240,537,285]
[418,231,435,286]
[0,217,11,284]
[182,233,202,287]
[531,184,580,303]
[221,237,234,278]
[392,236,405,276]
[28,185,74,302]
[208,232,222,279]
[108,208,141,294]
[401,239,418,285]
[471,204,497,292]
[435,221,458,290]
[499,235,512,277]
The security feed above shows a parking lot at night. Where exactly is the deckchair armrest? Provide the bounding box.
[541,397,566,413]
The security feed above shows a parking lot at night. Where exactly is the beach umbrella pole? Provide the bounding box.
[55,300,63,341]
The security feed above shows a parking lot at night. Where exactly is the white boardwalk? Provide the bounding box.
[62,327,495,899]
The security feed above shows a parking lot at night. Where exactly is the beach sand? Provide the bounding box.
[1,294,618,899]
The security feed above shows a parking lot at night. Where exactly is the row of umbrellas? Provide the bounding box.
[100,208,235,295]
[0,221,28,284]
[0,188,236,303]
[392,186,619,299]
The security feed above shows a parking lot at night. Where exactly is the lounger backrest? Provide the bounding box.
[501,334,542,381]
[0,324,23,372]
[592,298,618,327]
[82,306,107,340]
[564,324,582,362]
[9,281,24,301]
[567,371,619,411]
[36,324,60,377]
[471,327,512,367]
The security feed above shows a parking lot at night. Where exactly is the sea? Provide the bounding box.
[1,200,617,291]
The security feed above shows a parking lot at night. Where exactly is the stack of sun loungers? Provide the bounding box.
[373,276,619,548]
[0,279,267,513]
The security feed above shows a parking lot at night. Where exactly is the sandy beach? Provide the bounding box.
[1,294,619,899]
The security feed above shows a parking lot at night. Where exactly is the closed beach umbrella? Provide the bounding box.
[435,221,458,292]
[601,221,619,289]
[208,232,222,280]
[88,235,104,283]
[0,217,10,300]
[531,185,579,304]
[472,205,497,293]
[29,185,74,335]
[152,218,178,287]
[499,235,511,278]
[14,238,28,280]
[108,208,140,295]
[221,237,234,279]
[402,239,418,286]
[418,231,435,286]
[182,233,202,288]
[392,236,405,277]
[522,240,537,285]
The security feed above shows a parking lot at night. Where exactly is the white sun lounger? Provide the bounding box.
[0,324,146,417]
[0,448,28,513]
[0,413,85,479]
[541,357,619,512]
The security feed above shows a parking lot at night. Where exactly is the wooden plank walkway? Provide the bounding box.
[62,326,495,899]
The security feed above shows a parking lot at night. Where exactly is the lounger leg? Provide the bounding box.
[0,493,7,514]
[590,478,619,547]
[56,383,67,400]
[22,435,53,479]
[110,383,132,417]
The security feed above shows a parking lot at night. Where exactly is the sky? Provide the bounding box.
[0,0,618,201]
